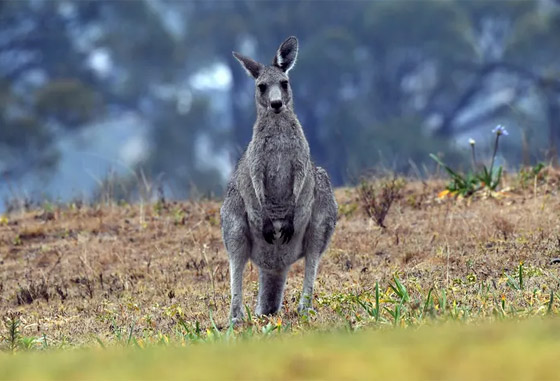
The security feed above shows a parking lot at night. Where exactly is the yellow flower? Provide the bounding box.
[438,190,450,199]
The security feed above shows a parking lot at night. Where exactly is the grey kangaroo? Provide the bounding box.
[221,36,337,323]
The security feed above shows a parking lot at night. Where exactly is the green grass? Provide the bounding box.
[1,317,560,380]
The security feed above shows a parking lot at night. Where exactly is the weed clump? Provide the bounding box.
[1,312,46,352]
[16,281,49,305]
[358,177,404,228]
[431,125,509,197]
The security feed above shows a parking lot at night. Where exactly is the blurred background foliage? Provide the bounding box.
[1,0,559,207]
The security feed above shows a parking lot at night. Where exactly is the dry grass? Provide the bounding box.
[1,173,560,347]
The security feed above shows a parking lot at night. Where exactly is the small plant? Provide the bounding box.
[547,290,555,314]
[2,312,21,353]
[506,262,525,291]
[517,162,545,189]
[356,282,382,324]
[431,125,509,197]
[358,177,404,228]
[18,336,38,351]
[0,312,40,352]
[422,288,435,319]
[383,276,410,326]
[388,275,410,303]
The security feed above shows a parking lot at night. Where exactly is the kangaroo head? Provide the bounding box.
[233,36,298,115]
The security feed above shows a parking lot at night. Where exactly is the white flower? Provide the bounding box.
[469,138,476,146]
[492,125,509,136]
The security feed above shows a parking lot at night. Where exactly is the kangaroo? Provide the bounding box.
[221,36,337,323]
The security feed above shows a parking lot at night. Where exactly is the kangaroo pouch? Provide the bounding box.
[248,224,307,271]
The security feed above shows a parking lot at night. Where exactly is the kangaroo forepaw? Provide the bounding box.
[280,220,294,244]
[263,217,275,244]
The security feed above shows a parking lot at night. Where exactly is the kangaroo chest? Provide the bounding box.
[261,134,301,203]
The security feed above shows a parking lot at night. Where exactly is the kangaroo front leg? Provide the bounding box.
[278,160,308,245]
[249,166,276,244]
[229,256,248,324]
[292,159,308,204]
[298,254,319,314]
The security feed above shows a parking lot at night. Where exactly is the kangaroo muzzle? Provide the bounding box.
[269,86,283,113]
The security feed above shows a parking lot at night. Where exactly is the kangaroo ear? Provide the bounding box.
[232,52,263,79]
[273,36,298,73]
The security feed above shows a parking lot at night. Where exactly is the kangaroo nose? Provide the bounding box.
[271,100,283,111]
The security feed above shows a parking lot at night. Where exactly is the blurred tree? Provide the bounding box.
[504,2,560,164]
[2,0,560,202]
[90,1,226,197]
[0,0,103,177]
[183,0,560,182]
[0,0,224,197]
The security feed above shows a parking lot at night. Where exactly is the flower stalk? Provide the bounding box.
[469,138,476,172]
[489,125,508,179]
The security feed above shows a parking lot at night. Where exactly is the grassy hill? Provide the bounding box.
[1,173,560,378]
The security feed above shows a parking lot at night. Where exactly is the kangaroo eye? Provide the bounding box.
[258,83,267,93]
[281,80,289,90]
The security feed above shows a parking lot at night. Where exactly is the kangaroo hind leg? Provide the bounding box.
[255,269,288,316]
[299,167,337,315]
[221,185,251,324]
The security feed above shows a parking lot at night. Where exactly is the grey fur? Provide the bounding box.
[221,36,337,323]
